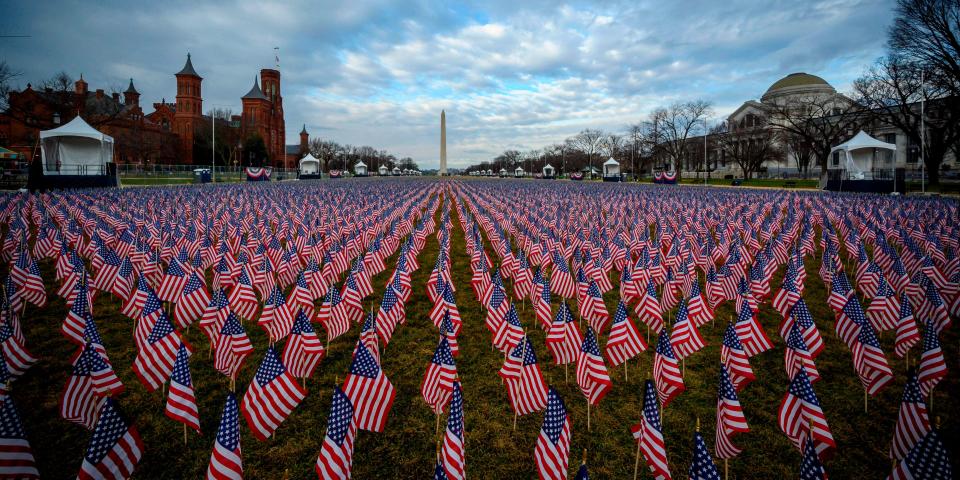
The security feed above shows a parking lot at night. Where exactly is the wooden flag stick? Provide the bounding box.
[725,459,729,480]
[565,363,569,384]
[587,400,591,432]
[183,423,188,446]
[624,360,629,382]
[436,412,441,437]
[633,437,642,480]
[864,388,868,414]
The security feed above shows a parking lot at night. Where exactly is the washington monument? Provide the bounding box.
[440,110,447,175]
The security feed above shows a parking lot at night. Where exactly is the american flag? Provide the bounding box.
[889,371,930,461]
[686,277,713,326]
[606,301,647,366]
[550,251,576,299]
[214,312,254,380]
[316,386,357,480]
[200,287,230,341]
[689,431,720,480]
[343,341,396,432]
[78,398,143,480]
[772,260,801,318]
[535,280,553,330]
[174,270,210,330]
[546,302,581,365]
[0,395,38,479]
[59,345,108,429]
[258,284,294,342]
[241,346,307,441]
[779,299,824,358]
[493,303,524,353]
[340,274,365,324]
[653,332,684,408]
[888,430,953,480]
[157,256,188,302]
[918,282,951,334]
[917,320,947,398]
[317,286,350,343]
[132,310,181,391]
[669,299,705,360]
[165,342,200,433]
[10,251,45,308]
[734,302,772,357]
[631,380,671,480]
[576,326,612,405]
[377,285,405,345]
[893,294,919,358]
[799,430,827,480]
[282,309,326,379]
[835,297,867,350]
[484,285,509,335]
[441,381,465,480]
[534,387,570,480]
[785,321,820,383]
[134,289,165,351]
[851,314,893,395]
[499,336,548,415]
[206,393,243,480]
[0,320,36,378]
[61,275,92,346]
[778,369,834,461]
[828,269,855,312]
[581,281,610,334]
[866,275,900,332]
[227,267,260,320]
[430,283,462,334]
[715,364,749,459]
[720,321,754,391]
[634,278,664,334]
[421,337,457,414]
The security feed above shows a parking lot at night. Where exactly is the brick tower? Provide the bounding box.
[174,53,202,164]
[259,68,284,166]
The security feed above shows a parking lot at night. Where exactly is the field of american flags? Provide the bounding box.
[2,178,957,478]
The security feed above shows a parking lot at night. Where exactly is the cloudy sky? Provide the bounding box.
[3,0,893,167]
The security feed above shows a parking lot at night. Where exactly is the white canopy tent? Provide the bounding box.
[514,167,525,178]
[354,161,368,176]
[829,131,896,180]
[392,166,401,176]
[378,165,388,176]
[603,157,620,176]
[298,154,321,175]
[40,116,114,175]
[499,168,508,177]
[542,164,555,177]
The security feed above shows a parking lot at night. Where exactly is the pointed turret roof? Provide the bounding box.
[300,124,308,135]
[176,53,201,77]
[125,78,138,94]
[242,76,268,101]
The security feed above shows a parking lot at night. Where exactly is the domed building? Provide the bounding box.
[759,72,836,104]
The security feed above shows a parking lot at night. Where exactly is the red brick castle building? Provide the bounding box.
[1,53,289,167]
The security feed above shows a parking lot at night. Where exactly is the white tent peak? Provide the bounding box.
[831,130,896,153]
[603,157,619,166]
[40,115,112,142]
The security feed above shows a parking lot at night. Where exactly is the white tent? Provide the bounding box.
[378,165,388,176]
[392,166,401,176]
[542,164,555,177]
[299,154,320,175]
[829,131,896,180]
[354,160,368,176]
[514,167,525,178]
[499,168,508,177]
[40,116,114,175]
[602,157,620,176]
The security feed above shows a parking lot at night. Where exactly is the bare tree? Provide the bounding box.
[0,61,21,112]
[572,129,604,173]
[601,134,625,162]
[889,0,960,97]
[716,118,782,179]
[782,132,816,178]
[855,55,959,185]
[651,100,712,177]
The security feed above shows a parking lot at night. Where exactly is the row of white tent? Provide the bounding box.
[467,158,625,177]
[297,155,420,176]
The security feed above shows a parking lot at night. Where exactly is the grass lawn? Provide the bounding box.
[10,186,959,478]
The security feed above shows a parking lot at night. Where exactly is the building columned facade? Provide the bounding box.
[1,54,290,167]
